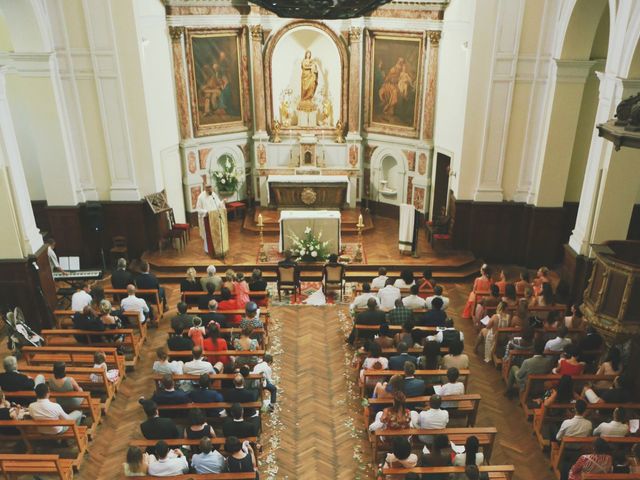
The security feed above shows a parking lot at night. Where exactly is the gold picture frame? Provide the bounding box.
[185,27,249,137]
[364,29,425,138]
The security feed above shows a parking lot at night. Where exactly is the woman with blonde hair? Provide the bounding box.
[181,267,202,292]
[477,301,511,363]
[98,299,117,326]
[223,269,236,293]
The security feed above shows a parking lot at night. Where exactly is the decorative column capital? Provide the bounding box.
[169,26,184,41]
[427,30,441,47]
[349,27,362,43]
[250,24,263,42]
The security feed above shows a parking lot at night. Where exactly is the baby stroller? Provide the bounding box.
[5,307,44,357]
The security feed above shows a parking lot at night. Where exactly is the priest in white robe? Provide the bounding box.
[196,184,228,256]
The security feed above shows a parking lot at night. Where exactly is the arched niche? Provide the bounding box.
[264,20,348,132]
[205,145,246,199]
[369,147,407,205]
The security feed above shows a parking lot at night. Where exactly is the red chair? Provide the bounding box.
[226,201,246,220]
[169,208,190,241]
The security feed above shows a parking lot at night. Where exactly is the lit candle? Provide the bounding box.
[357,214,364,228]
[258,214,264,227]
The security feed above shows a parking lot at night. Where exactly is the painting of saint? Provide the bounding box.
[187,29,246,136]
[367,33,424,136]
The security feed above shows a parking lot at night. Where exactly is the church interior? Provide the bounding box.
[0,0,639,478]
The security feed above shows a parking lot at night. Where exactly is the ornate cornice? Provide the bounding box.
[427,30,441,46]
[349,26,362,42]
[169,26,185,41]
[250,24,263,41]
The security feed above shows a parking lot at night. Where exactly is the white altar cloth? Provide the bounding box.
[279,210,341,253]
[266,175,350,204]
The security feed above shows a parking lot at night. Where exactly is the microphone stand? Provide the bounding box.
[218,209,225,263]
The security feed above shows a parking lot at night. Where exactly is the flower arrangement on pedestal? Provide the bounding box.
[210,156,240,196]
[288,227,329,262]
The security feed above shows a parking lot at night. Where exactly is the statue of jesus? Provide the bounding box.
[298,50,318,112]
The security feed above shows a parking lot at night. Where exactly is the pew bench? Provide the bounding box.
[156,401,262,432]
[182,290,269,306]
[4,391,102,437]
[52,309,145,337]
[152,373,262,391]
[22,345,126,379]
[130,437,257,451]
[519,374,616,418]
[186,309,270,331]
[137,474,257,480]
[354,348,450,371]
[353,325,438,344]
[40,328,144,367]
[0,420,89,468]
[18,365,118,412]
[551,436,640,479]
[0,454,74,480]
[371,426,498,462]
[104,287,164,320]
[167,350,266,366]
[361,369,470,398]
[534,402,640,449]
[583,475,640,479]
[381,465,515,479]
[364,394,481,427]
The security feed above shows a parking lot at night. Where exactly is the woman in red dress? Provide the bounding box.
[202,323,230,366]
[217,287,241,325]
[462,264,492,319]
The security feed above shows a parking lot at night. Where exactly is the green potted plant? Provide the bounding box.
[210,156,240,197]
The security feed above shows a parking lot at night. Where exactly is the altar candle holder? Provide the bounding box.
[354,214,364,263]
[258,214,268,262]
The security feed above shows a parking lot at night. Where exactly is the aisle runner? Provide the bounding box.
[267,282,357,305]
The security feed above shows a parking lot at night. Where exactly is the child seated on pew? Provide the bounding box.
[188,317,206,349]
[90,351,119,384]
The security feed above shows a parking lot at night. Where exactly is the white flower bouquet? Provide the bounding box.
[288,226,329,262]
[210,157,240,194]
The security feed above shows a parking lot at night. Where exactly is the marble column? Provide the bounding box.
[529,59,597,207]
[250,24,267,137]
[422,30,440,141]
[169,26,192,139]
[568,74,640,255]
[347,26,362,134]
[0,67,43,257]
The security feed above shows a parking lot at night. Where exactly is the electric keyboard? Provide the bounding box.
[53,270,103,281]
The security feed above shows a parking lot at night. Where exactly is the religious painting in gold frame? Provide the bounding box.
[185,28,248,136]
[364,30,425,138]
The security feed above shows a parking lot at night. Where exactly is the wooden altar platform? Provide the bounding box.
[243,207,374,233]
[142,214,481,283]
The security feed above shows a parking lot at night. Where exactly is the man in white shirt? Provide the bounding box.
[402,285,426,310]
[377,278,401,310]
[252,354,277,408]
[28,383,83,434]
[147,440,189,476]
[350,283,380,314]
[120,284,150,324]
[370,267,388,290]
[46,238,65,274]
[71,283,93,312]
[183,346,216,375]
[556,400,593,441]
[544,326,572,352]
[416,395,449,443]
[425,285,450,311]
[433,319,464,344]
[593,408,629,437]
[438,367,465,408]
[191,437,226,474]
[200,265,223,292]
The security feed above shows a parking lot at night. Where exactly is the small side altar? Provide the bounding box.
[267,174,349,209]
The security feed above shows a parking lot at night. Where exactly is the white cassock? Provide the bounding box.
[196,190,224,253]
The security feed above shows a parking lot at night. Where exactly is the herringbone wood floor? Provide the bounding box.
[6,280,556,479]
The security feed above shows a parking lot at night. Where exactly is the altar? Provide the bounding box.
[279,210,341,253]
[267,174,350,209]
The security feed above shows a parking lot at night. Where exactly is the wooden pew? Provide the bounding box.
[500,349,561,383]
[22,345,126,379]
[52,309,143,335]
[104,287,163,319]
[152,373,262,391]
[0,454,74,480]
[484,303,567,317]
[519,374,616,418]
[155,401,262,432]
[551,436,640,479]
[364,394,481,427]
[361,369,470,398]
[0,419,89,468]
[130,437,257,450]
[186,308,270,326]
[18,365,118,412]
[353,325,438,343]
[167,349,266,366]
[354,347,450,371]
[534,401,640,448]
[381,465,515,479]
[182,290,269,305]
[40,328,144,367]
[137,474,256,480]
[4,391,102,437]
[583,475,640,479]
[371,426,498,463]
